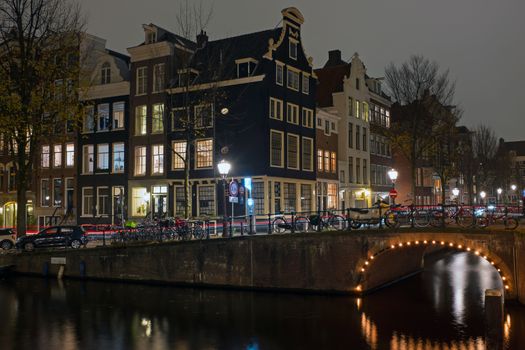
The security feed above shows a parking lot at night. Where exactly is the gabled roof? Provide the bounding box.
[315,64,350,107]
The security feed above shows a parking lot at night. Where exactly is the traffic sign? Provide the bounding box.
[389,189,398,199]
[229,180,239,197]
[229,196,238,203]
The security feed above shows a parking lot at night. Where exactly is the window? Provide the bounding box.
[195,139,213,168]
[252,181,264,215]
[355,100,361,119]
[146,31,156,44]
[287,69,300,91]
[348,123,353,149]
[135,105,147,135]
[289,39,298,60]
[348,97,353,116]
[356,125,360,150]
[270,130,284,167]
[131,187,148,217]
[301,184,312,212]
[83,106,95,132]
[171,108,186,130]
[276,63,284,85]
[270,98,283,120]
[65,143,74,167]
[113,102,125,130]
[53,178,62,207]
[112,186,125,219]
[317,149,323,171]
[97,103,110,132]
[65,178,74,211]
[101,62,111,84]
[113,143,125,173]
[53,145,62,168]
[317,118,322,127]
[324,120,330,135]
[97,144,109,171]
[82,145,94,174]
[172,141,186,170]
[152,103,164,133]
[174,187,185,216]
[41,179,50,206]
[302,73,309,94]
[340,170,345,183]
[286,103,299,124]
[348,157,353,183]
[287,134,299,170]
[152,63,165,93]
[302,108,313,128]
[327,183,337,209]
[356,78,360,90]
[283,183,296,212]
[324,151,330,172]
[356,158,361,183]
[41,145,50,168]
[134,146,146,176]
[152,144,164,174]
[82,187,94,216]
[363,102,369,122]
[195,104,213,128]
[97,187,110,216]
[362,128,367,152]
[302,137,313,171]
[371,164,376,185]
[8,166,15,191]
[198,185,215,216]
[363,159,368,185]
[136,66,147,95]
[330,152,336,173]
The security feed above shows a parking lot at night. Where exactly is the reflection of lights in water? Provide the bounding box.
[389,332,485,350]
[504,314,511,342]
[141,317,152,337]
[246,341,259,350]
[360,312,377,349]
[356,298,361,311]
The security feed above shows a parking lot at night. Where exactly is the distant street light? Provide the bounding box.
[217,160,231,237]
[497,188,502,206]
[452,188,460,197]
[388,168,398,205]
[480,191,486,205]
[511,184,517,191]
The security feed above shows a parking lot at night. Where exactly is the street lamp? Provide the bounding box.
[497,188,502,206]
[217,160,231,237]
[387,168,398,205]
[452,187,460,202]
[511,184,517,191]
[480,191,486,205]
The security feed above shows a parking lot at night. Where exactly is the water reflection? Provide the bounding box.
[0,251,523,350]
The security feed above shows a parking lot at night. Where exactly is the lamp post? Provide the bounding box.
[452,188,460,203]
[480,191,486,206]
[387,168,398,205]
[497,188,502,206]
[217,160,231,237]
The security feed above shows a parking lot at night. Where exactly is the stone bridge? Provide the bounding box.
[1,228,524,304]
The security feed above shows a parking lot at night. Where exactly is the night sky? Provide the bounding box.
[83,0,525,141]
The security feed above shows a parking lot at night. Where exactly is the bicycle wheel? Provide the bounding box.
[294,216,310,232]
[504,217,518,230]
[329,215,347,230]
[456,214,474,228]
[384,210,400,228]
[272,217,287,233]
[413,210,430,227]
[349,220,362,229]
[193,224,206,239]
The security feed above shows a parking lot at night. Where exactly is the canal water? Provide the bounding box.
[0,251,524,350]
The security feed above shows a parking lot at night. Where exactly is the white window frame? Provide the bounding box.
[286,66,300,91]
[82,145,94,174]
[276,62,284,86]
[302,73,310,95]
[97,143,109,171]
[41,145,50,168]
[136,66,147,95]
[302,108,313,128]
[97,187,110,217]
[151,144,164,175]
[65,143,75,167]
[112,102,125,130]
[286,103,299,125]
[171,140,186,170]
[81,187,94,217]
[152,63,165,93]
[134,146,147,176]
[135,105,147,135]
[269,97,283,121]
[152,103,164,133]
[302,137,313,172]
[195,139,213,169]
[112,142,125,173]
[289,38,298,60]
[270,130,284,168]
[287,133,299,170]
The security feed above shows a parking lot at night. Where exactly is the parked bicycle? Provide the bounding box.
[384,204,430,228]
[475,207,519,230]
[429,204,475,228]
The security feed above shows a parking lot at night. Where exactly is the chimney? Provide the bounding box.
[329,49,341,62]
[197,30,208,48]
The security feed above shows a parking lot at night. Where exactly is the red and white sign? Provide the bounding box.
[229,180,239,197]
[389,189,398,199]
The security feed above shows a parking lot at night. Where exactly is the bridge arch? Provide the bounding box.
[355,233,516,300]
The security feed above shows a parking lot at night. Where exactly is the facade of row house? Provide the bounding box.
[78,35,131,225]
[126,7,317,220]
[315,107,339,211]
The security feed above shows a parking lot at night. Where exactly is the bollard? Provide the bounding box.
[291,211,295,234]
[268,213,272,234]
[485,289,504,350]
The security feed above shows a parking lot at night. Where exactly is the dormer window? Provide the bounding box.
[235,58,258,78]
[146,31,157,44]
[101,62,111,85]
[289,39,298,60]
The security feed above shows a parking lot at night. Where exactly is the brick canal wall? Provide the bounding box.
[0,230,523,302]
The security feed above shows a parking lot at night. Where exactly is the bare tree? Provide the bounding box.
[472,124,497,192]
[384,55,456,204]
[0,0,84,235]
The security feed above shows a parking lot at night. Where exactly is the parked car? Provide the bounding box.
[0,228,16,250]
[15,226,87,252]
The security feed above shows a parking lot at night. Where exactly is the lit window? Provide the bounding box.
[136,67,147,95]
[153,63,165,93]
[134,146,146,176]
[330,152,337,173]
[82,145,94,174]
[53,178,62,207]
[289,40,298,60]
[195,139,213,168]
[355,100,361,119]
[41,179,50,206]
[270,130,284,167]
[302,73,309,95]
[152,103,164,133]
[317,149,323,171]
[270,98,283,120]
[53,144,62,168]
[286,103,299,124]
[113,143,125,173]
[287,69,299,91]
[152,144,164,175]
[97,187,110,216]
[363,102,369,122]
[101,62,111,84]
[302,137,313,171]
[82,187,94,216]
[65,143,74,167]
[348,97,353,116]
[41,145,50,168]
[327,184,337,209]
[136,105,147,135]
[131,187,148,217]
[113,102,125,130]
[287,134,299,170]
[301,184,312,212]
[324,151,330,173]
[172,141,186,170]
[97,103,110,131]
[83,106,95,132]
[97,144,109,171]
[302,108,313,128]
[276,63,284,85]
[195,104,213,128]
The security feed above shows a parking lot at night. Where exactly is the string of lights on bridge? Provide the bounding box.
[357,240,510,292]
